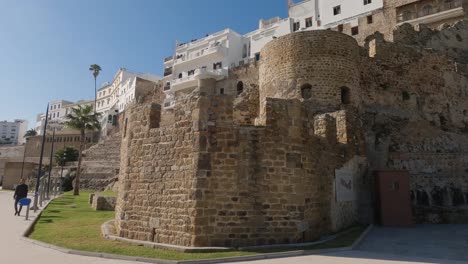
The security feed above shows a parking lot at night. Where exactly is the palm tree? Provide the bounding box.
[65,105,101,195]
[24,129,37,138]
[89,64,102,113]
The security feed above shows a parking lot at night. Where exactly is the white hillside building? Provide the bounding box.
[160,0,384,108]
[317,0,383,28]
[163,29,249,108]
[35,99,93,135]
[0,120,28,145]
[96,68,161,135]
[96,68,161,114]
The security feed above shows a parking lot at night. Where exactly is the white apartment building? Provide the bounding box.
[163,29,248,108]
[48,99,74,120]
[96,68,161,134]
[35,99,93,135]
[161,0,384,108]
[35,69,161,136]
[0,120,28,145]
[96,68,161,114]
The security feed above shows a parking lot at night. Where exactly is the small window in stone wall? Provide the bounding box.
[149,104,161,129]
[124,118,128,138]
[237,81,244,96]
[337,24,344,32]
[341,87,351,104]
[220,88,225,95]
[301,84,312,100]
[351,26,359,36]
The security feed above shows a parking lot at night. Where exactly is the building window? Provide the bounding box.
[341,87,351,104]
[237,81,244,96]
[364,0,372,5]
[255,52,261,61]
[337,24,344,32]
[178,73,183,79]
[213,62,222,70]
[242,44,248,58]
[188,69,195,76]
[305,17,313,28]
[333,5,341,15]
[351,26,359,36]
[293,21,300,32]
[367,15,373,24]
[421,5,433,16]
[399,10,414,22]
[219,88,225,95]
[301,84,312,100]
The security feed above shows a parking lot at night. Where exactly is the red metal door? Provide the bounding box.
[375,171,412,227]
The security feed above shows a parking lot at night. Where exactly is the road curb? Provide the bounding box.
[351,224,373,249]
[22,195,56,237]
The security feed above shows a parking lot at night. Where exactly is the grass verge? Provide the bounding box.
[30,192,367,261]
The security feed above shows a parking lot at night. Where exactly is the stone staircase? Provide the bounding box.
[79,132,121,191]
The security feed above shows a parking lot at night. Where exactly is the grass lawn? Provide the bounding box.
[30,192,367,261]
[96,190,117,197]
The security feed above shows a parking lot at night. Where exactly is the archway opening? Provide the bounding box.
[341,87,351,104]
[301,84,312,100]
[237,81,244,96]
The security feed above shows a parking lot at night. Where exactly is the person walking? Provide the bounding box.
[13,178,28,216]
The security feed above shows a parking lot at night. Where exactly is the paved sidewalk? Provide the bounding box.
[357,225,468,262]
[0,191,135,264]
[1,191,465,264]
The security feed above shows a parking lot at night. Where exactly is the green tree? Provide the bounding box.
[24,129,37,138]
[89,64,102,113]
[65,105,101,195]
[54,147,79,166]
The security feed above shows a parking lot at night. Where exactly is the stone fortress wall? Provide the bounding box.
[115,21,468,248]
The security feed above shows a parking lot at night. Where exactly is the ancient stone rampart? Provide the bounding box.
[259,31,361,123]
[115,23,468,249]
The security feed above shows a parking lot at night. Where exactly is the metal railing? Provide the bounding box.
[30,175,62,211]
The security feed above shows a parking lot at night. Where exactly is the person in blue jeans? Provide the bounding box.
[13,178,28,216]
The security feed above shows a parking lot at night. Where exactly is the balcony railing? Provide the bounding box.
[174,45,227,65]
[397,0,463,23]
[169,68,228,91]
[177,29,230,49]
[164,56,174,62]
[164,67,173,77]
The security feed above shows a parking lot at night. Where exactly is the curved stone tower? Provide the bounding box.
[259,30,361,119]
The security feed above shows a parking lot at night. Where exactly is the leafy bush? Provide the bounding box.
[61,172,76,192]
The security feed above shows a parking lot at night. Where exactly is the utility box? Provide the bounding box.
[375,170,412,227]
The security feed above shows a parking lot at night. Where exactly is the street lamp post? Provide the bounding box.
[32,104,50,212]
[60,152,66,193]
[46,129,56,199]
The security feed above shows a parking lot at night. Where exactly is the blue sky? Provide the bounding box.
[0,0,287,128]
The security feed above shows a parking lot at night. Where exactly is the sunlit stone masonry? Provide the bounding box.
[115,22,468,248]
